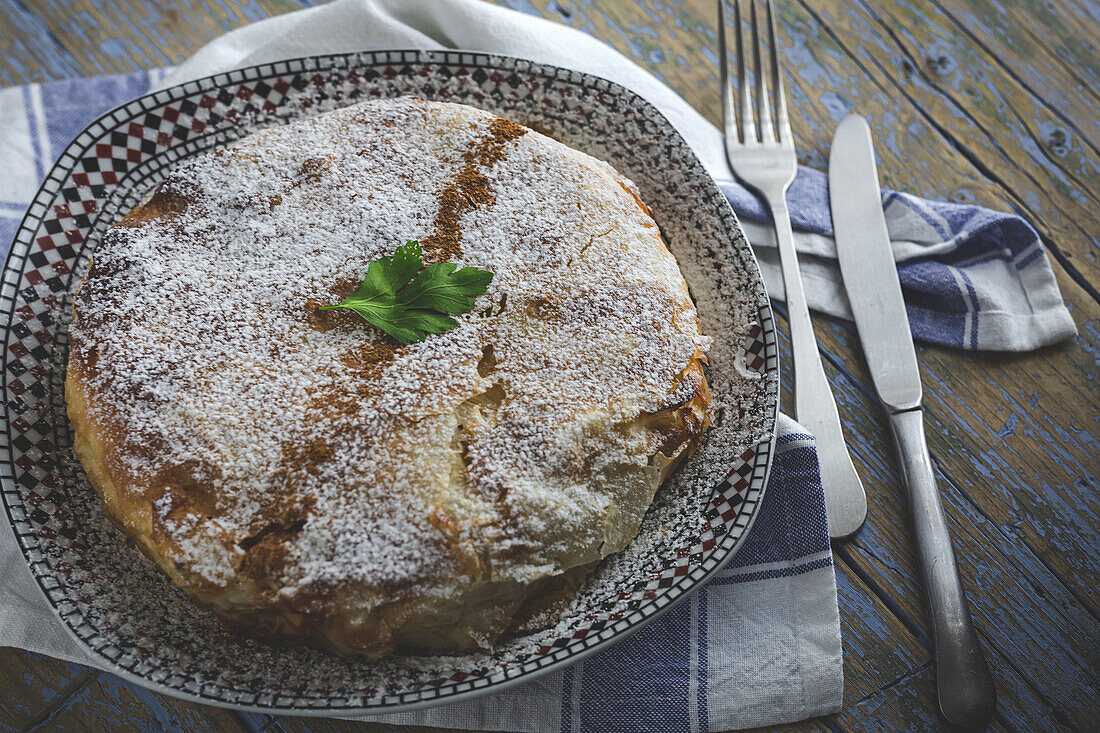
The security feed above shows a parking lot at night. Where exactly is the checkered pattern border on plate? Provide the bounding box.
[0,50,779,713]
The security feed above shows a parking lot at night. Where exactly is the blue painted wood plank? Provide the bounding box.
[0,0,86,85]
[0,649,98,730]
[21,667,242,731]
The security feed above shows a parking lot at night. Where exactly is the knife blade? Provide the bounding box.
[829,115,921,413]
[830,113,996,728]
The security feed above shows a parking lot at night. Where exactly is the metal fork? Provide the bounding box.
[719,0,867,539]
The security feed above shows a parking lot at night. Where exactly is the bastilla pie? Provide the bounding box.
[66,97,713,658]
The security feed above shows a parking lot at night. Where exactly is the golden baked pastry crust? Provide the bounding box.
[66,97,712,657]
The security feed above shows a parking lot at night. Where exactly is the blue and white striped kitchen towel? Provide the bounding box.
[722,174,1076,351]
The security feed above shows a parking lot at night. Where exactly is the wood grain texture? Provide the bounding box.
[25,671,245,733]
[0,650,97,730]
[1,0,1097,731]
[771,305,1097,732]
[797,0,1100,310]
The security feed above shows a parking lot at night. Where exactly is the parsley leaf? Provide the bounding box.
[320,240,494,344]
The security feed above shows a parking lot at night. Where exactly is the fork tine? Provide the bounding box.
[751,0,773,142]
[717,1,737,144]
[766,0,792,143]
[733,0,756,143]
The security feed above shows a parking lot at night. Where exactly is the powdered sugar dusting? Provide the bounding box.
[69,98,711,611]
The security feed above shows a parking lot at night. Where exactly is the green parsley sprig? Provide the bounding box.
[321,240,494,344]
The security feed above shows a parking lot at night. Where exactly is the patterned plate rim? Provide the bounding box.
[0,49,780,714]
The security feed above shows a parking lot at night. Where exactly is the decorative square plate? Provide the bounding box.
[1,50,778,713]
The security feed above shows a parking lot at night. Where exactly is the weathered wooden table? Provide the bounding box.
[1,1,1096,731]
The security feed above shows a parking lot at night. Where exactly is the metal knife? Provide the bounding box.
[829,114,997,728]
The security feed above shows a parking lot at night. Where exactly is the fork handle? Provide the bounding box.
[765,194,867,539]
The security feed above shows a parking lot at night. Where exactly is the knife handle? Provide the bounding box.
[887,408,996,729]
